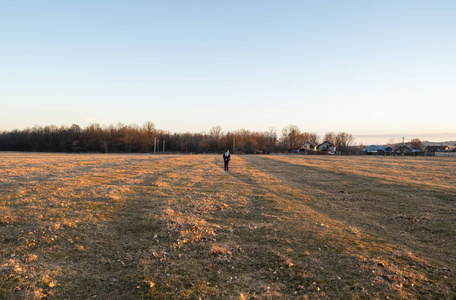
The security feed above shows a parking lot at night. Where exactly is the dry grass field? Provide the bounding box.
[0,153,455,299]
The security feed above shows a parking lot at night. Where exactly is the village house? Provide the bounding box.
[425,145,451,152]
[394,145,413,155]
[363,145,393,155]
[425,145,452,156]
[317,141,336,153]
[301,142,318,152]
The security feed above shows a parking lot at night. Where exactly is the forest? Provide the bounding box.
[0,122,357,154]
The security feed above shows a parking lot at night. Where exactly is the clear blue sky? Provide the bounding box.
[1,1,455,144]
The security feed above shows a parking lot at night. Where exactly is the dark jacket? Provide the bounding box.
[223,152,230,161]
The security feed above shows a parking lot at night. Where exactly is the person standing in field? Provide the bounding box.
[223,149,231,171]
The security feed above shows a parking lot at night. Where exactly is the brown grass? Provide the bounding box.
[266,155,456,192]
[0,153,455,299]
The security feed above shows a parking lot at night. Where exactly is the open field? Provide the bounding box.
[1,153,455,299]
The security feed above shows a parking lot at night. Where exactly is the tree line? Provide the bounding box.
[0,122,356,154]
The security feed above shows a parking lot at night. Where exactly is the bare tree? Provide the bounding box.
[410,138,422,150]
[115,123,133,153]
[302,132,319,145]
[265,127,278,152]
[335,132,354,154]
[324,132,336,144]
[232,128,248,153]
[282,124,301,150]
[209,125,222,140]
[142,121,156,152]
[209,125,223,152]
[0,122,355,155]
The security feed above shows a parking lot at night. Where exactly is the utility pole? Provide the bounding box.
[154,137,157,153]
[233,137,236,154]
[163,140,165,152]
[402,136,405,156]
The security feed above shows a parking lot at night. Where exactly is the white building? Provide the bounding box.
[302,142,317,151]
[317,141,336,153]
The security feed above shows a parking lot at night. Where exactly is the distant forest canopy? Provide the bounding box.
[0,122,356,154]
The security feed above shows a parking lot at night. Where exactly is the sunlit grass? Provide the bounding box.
[1,153,454,299]
[266,155,456,192]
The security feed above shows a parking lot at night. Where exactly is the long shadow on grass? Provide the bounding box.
[244,156,456,275]
[51,157,185,299]
[49,155,455,299]
[197,157,455,298]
